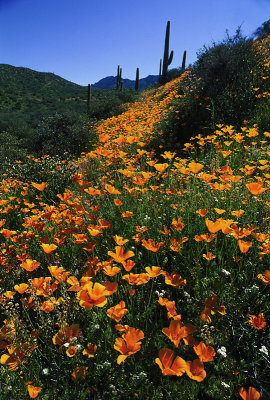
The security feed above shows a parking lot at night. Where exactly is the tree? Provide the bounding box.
[253,19,270,39]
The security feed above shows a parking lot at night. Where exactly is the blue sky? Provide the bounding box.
[1,0,269,86]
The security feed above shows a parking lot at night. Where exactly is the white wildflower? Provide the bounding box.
[259,346,268,356]
[221,382,230,388]
[217,346,227,357]
[221,269,231,276]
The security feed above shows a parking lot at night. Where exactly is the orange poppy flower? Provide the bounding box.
[114,327,144,364]
[188,161,204,173]
[113,236,129,245]
[105,184,121,194]
[162,319,196,348]
[108,246,135,265]
[41,243,58,254]
[71,366,88,381]
[77,282,108,310]
[52,323,81,347]
[214,208,226,215]
[66,346,77,357]
[185,359,206,382]
[121,211,133,220]
[1,229,17,239]
[205,218,222,233]
[122,273,150,286]
[238,240,253,253]
[114,198,123,206]
[155,348,186,376]
[164,271,186,287]
[170,237,188,252]
[136,225,148,233]
[27,385,42,398]
[122,259,136,272]
[160,226,171,235]
[14,283,29,294]
[246,182,268,195]
[158,297,178,319]
[230,224,253,239]
[257,270,270,285]
[3,291,15,299]
[31,182,48,191]
[21,259,40,272]
[239,387,260,400]
[98,219,111,229]
[145,266,163,277]
[83,343,97,358]
[201,294,226,323]
[107,301,128,322]
[248,313,266,329]
[48,266,70,282]
[194,234,215,243]
[203,252,216,260]
[56,191,74,202]
[171,218,185,231]
[231,210,245,218]
[40,300,54,312]
[141,239,164,252]
[193,342,215,362]
[103,264,121,276]
[154,163,169,173]
[87,225,102,237]
[196,209,208,217]
[72,234,87,244]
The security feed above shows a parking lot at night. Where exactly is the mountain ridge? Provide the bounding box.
[92,74,159,90]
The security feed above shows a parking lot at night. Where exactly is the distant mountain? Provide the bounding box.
[92,75,159,91]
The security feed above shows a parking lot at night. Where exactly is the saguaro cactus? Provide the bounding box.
[181,50,187,71]
[135,67,139,91]
[87,83,91,111]
[160,21,174,84]
[116,65,122,89]
[158,59,162,83]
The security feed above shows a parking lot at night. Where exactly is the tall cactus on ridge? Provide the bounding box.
[116,65,122,89]
[87,83,91,111]
[160,21,174,84]
[181,50,187,71]
[159,59,162,83]
[135,67,139,91]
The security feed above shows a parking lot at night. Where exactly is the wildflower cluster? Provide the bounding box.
[0,35,269,400]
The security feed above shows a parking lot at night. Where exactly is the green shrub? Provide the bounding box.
[254,98,270,132]
[32,112,92,156]
[0,131,28,174]
[158,28,268,153]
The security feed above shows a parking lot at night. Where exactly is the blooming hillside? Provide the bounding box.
[0,35,269,400]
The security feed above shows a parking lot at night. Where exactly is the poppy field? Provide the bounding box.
[0,35,269,400]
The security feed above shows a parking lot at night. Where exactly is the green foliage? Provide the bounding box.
[253,18,270,39]
[29,112,92,156]
[193,28,258,126]
[88,89,138,120]
[254,98,270,132]
[158,28,268,152]
[0,131,28,175]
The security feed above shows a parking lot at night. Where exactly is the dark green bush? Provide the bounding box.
[31,112,92,156]
[88,89,138,120]
[0,131,28,174]
[158,28,268,153]
[254,98,270,132]
[193,28,257,127]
